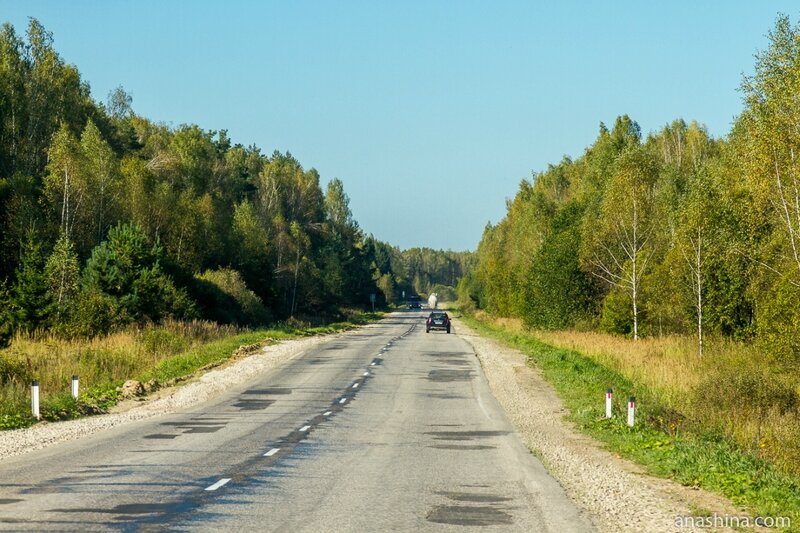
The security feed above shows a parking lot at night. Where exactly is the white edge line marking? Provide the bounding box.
[339,398,347,404]
[264,448,280,457]
[205,478,231,491]
[323,411,332,416]
[300,425,311,432]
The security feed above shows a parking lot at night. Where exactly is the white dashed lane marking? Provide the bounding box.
[363,372,370,376]
[299,425,311,432]
[339,398,347,404]
[352,383,359,389]
[205,478,231,491]
[264,448,280,457]
[323,411,332,417]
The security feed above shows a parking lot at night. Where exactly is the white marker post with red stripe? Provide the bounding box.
[605,388,613,418]
[627,396,636,427]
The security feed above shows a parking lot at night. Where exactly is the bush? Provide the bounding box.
[600,286,633,336]
[196,268,271,326]
[756,275,800,362]
[141,327,187,356]
[0,353,28,385]
[67,289,127,337]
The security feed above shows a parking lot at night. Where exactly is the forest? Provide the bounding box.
[463,15,800,362]
[0,19,469,346]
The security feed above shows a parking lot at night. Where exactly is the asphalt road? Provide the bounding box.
[0,311,594,532]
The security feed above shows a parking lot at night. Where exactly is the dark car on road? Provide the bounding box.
[408,296,422,309]
[426,310,451,333]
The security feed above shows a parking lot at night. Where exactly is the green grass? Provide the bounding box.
[460,314,800,532]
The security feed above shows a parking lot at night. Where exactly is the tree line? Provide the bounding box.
[461,15,800,361]
[0,19,469,344]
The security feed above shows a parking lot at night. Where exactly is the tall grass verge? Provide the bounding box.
[461,313,800,531]
[0,312,382,430]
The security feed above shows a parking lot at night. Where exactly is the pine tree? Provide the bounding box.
[12,233,54,331]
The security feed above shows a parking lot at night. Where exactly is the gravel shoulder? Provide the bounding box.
[454,317,747,533]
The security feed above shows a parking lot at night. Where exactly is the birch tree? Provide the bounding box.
[740,15,800,286]
[586,147,658,340]
[80,119,120,246]
[675,168,719,356]
[43,122,85,241]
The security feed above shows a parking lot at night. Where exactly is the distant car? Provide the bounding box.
[408,297,422,309]
[426,311,451,334]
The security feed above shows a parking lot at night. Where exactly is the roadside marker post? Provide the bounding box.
[31,380,40,420]
[605,388,613,418]
[71,375,79,399]
[627,396,636,427]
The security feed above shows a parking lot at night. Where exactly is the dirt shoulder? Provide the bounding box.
[455,317,748,533]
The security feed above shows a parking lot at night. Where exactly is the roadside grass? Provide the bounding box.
[460,313,800,531]
[0,312,382,430]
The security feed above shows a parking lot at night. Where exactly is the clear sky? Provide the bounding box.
[2,1,798,251]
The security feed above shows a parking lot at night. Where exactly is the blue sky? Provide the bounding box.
[2,1,797,250]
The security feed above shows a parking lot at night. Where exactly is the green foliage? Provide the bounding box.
[0,18,470,336]
[45,234,80,318]
[67,289,124,337]
[196,268,271,326]
[0,352,28,385]
[81,223,195,331]
[755,276,800,360]
[466,16,800,362]
[40,393,82,421]
[11,233,54,332]
[140,327,187,357]
[522,204,597,329]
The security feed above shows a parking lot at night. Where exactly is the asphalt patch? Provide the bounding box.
[243,388,292,395]
[427,369,472,382]
[425,430,510,441]
[436,491,512,503]
[233,399,275,410]
[426,505,514,526]
[182,426,224,434]
[429,444,496,450]
[424,393,464,400]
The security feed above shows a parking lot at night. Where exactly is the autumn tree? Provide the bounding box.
[584,146,658,340]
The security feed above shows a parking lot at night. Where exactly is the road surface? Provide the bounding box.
[0,311,593,531]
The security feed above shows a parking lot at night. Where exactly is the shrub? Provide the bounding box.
[0,353,28,385]
[196,268,271,325]
[600,286,633,336]
[67,289,127,337]
[140,327,187,356]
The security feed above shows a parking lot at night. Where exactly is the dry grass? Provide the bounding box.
[0,320,241,417]
[487,319,800,476]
